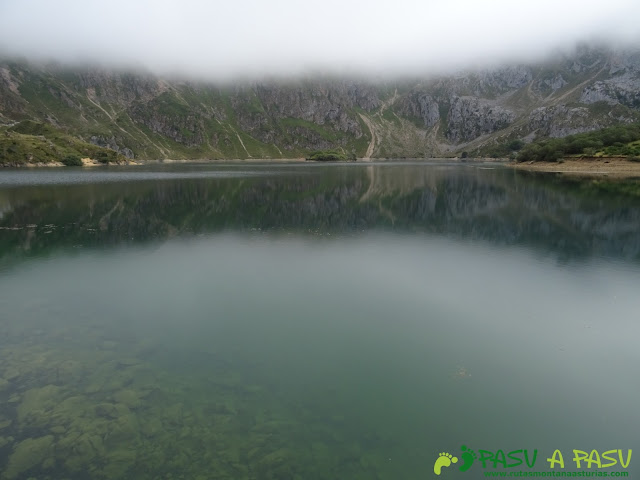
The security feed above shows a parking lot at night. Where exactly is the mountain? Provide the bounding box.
[1,44,639,161]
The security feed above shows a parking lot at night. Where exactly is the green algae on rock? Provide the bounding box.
[5,435,55,479]
[0,418,12,431]
[0,319,404,480]
[16,385,64,429]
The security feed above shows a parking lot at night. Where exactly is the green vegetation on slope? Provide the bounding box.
[306,149,356,162]
[476,139,525,159]
[516,123,640,162]
[0,121,127,166]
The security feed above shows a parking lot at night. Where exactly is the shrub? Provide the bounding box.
[507,139,524,151]
[307,149,350,161]
[96,151,112,164]
[62,155,83,166]
[514,123,640,162]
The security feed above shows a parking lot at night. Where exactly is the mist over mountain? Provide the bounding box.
[2,43,640,161]
[1,0,640,79]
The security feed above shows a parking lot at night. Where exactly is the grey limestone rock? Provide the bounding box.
[89,136,135,158]
[446,96,515,143]
[529,105,602,137]
[398,93,440,127]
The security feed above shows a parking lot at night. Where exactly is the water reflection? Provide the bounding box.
[0,163,639,266]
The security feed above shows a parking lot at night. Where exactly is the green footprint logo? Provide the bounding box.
[433,452,458,475]
[459,445,477,472]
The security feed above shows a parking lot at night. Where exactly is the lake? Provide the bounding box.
[0,162,638,479]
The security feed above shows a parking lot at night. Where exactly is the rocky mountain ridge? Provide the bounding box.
[1,45,639,160]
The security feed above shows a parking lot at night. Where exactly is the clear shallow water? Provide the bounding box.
[0,162,638,479]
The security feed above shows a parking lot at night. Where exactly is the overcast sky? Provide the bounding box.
[0,0,639,79]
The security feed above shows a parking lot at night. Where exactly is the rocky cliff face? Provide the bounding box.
[0,45,639,159]
[232,81,379,149]
[528,105,593,138]
[580,50,640,107]
[396,93,440,127]
[446,96,516,142]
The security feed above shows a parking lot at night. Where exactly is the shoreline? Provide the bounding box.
[1,157,505,168]
[1,159,142,168]
[509,157,640,178]
[10,157,640,178]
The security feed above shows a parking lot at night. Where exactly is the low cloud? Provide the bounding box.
[1,0,639,79]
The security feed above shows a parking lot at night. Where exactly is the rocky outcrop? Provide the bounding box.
[74,69,168,107]
[580,73,640,108]
[579,49,640,107]
[397,93,440,127]
[0,66,28,117]
[89,136,135,158]
[477,65,533,92]
[224,82,377,150]
[250,82,376,134]
[446,96,515,143]
[528,105,598,137]
[542,74,568,91]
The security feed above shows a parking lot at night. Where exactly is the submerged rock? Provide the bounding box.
[112,388,143,408]
[104,413,139,448]
[95,403,119,419]
[5,435,54,479]
[101,448,137,478]
[50,425,66,434]
[16,385,63,428]
[3,368,19,381]
[117,357,142,367]
[0,417,12,430]
[140,417,163,438]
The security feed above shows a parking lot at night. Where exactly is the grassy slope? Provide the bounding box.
[0,121,127,165]
[514,123,640,162]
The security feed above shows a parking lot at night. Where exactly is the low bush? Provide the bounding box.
[62,155,83,166]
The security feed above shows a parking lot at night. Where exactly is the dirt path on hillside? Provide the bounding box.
[358,89,399,159]
[377,88,399,114]
[359,113,376,159]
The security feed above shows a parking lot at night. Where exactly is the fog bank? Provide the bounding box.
[1,0,639,79]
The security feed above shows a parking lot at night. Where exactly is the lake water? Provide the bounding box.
[0,162,638,479]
